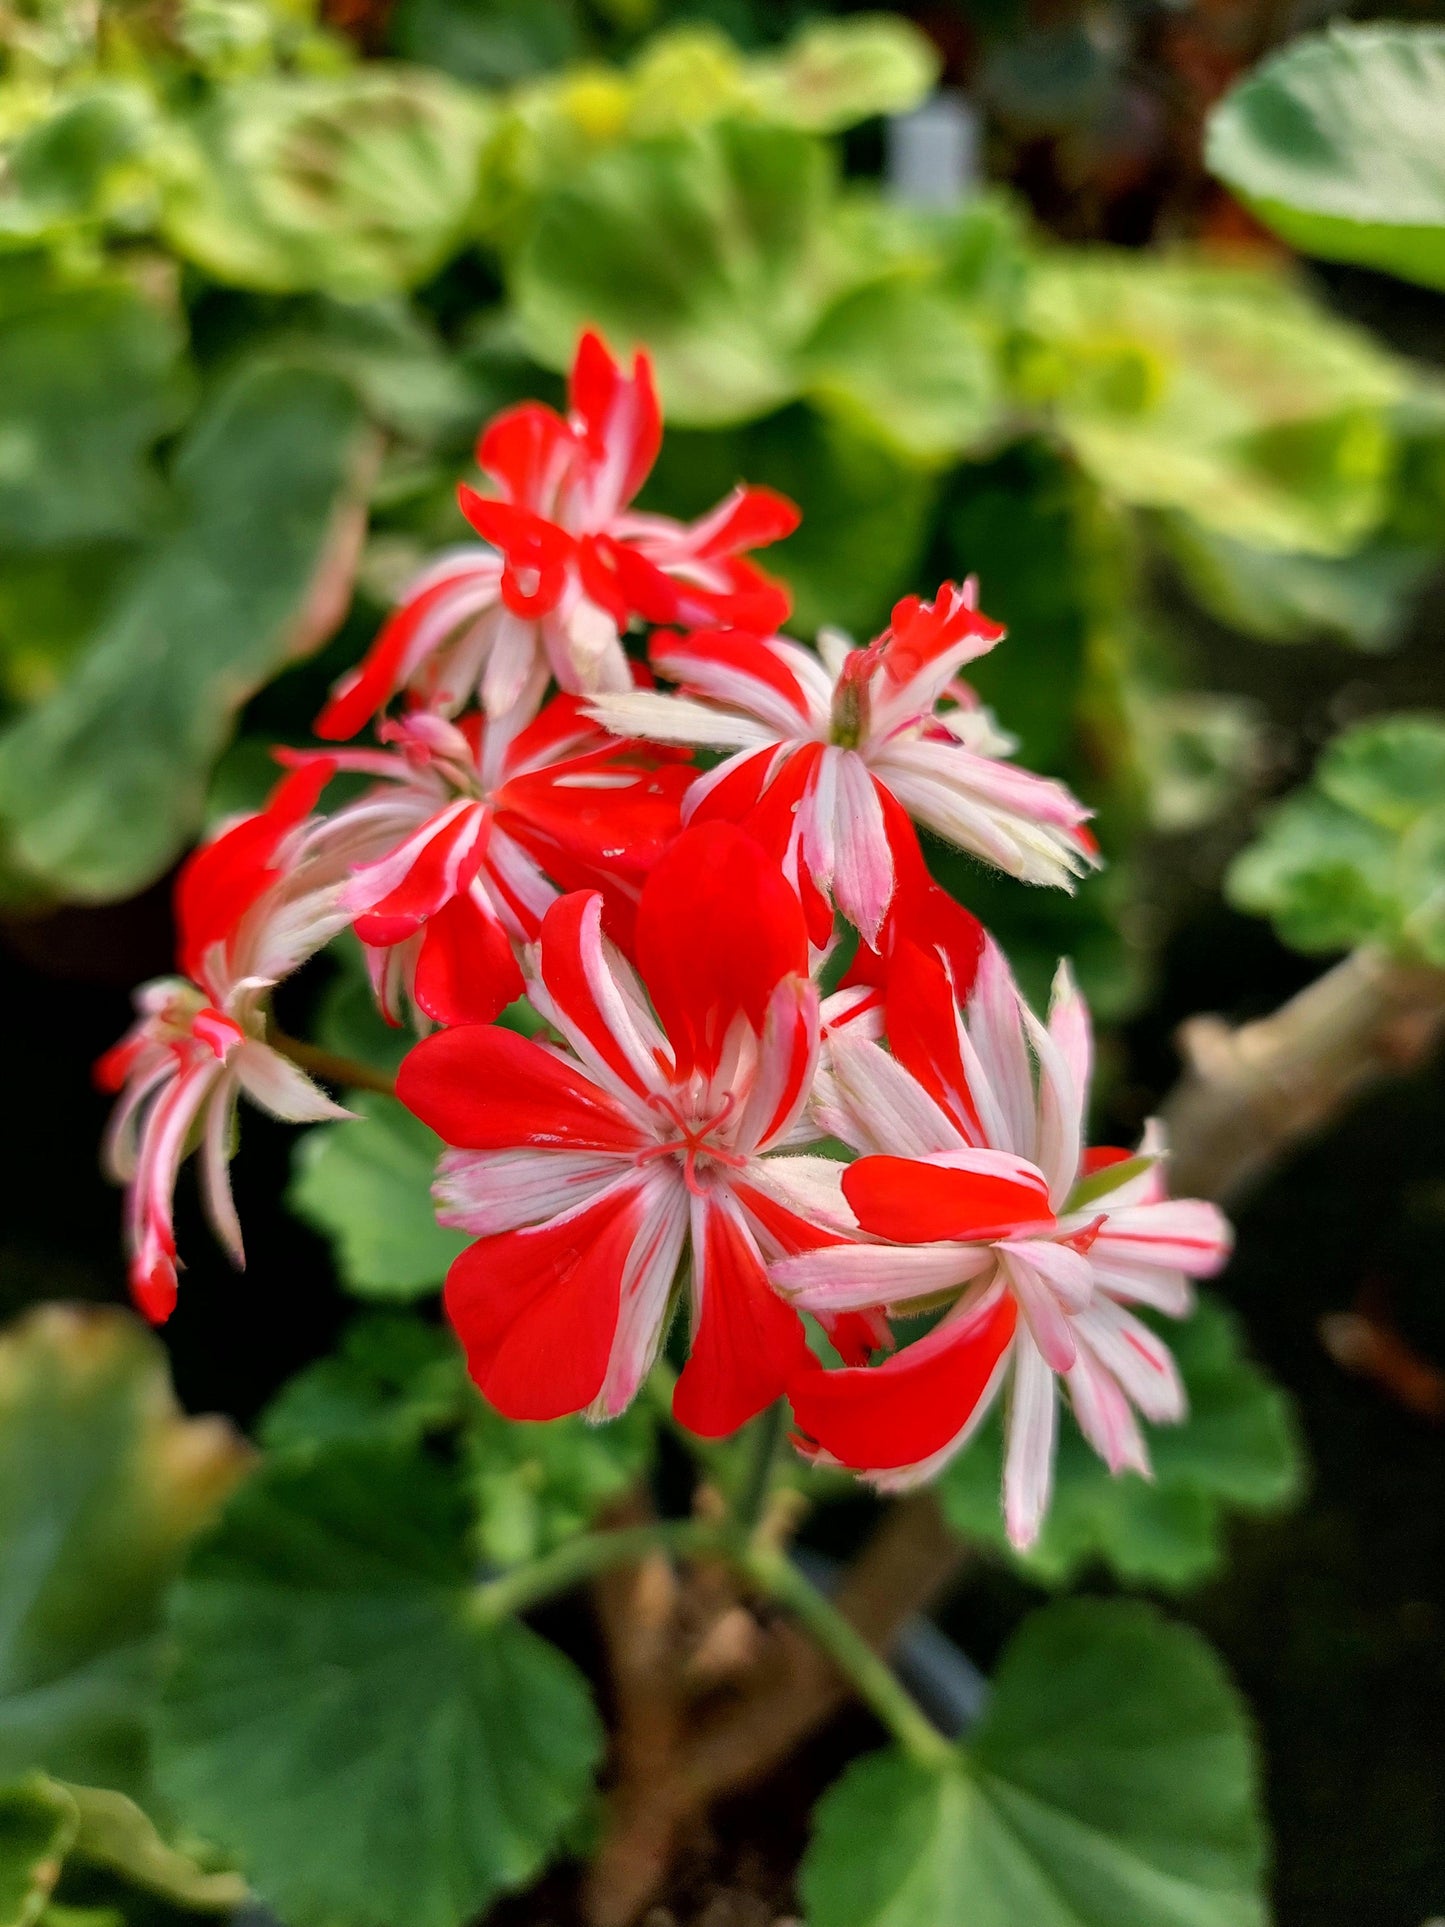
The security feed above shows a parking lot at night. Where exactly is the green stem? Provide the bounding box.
[735,1399,787,1534]
[737,1543,956,1770]
[269,1029,397,1098]
[471,1518,954,1771]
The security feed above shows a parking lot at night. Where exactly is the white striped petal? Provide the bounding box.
[1003,1329,1057,1550]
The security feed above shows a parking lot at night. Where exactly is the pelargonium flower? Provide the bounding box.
[317,330,799,737]
[586,580,1099,949]
[397,823,853,1437]
[775,936,1231,1547]
[293,696,690,1030]
[97,765,357,1322]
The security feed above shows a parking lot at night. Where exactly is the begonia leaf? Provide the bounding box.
[0,1307,248,1805]
[289,1095,468,1300]
[939,1295,1302,1588]
[1021,254,1403,553]
[0,361,369,901]
[155,1440,603,1927]
[1229,714,1445,964]
[800,1599,1268,1927]
[1206,26,1445,292]
[160,67,493,297]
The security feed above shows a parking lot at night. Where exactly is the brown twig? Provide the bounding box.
[1161,946,1445,1203]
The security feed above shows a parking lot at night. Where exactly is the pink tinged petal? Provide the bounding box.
[199,1073,244,1266]
[999,1249,1078,1374]
[1003,1328,1058,1549]
[827,1034,965,1157]
[829,759,894,949]
[1073,1298,1186,1425]
[1047,959,1092,1110]
[232,1042,355,1123]
[538,890,670,1102]
[651,632,819,735]
[1085,1258,1194,1317]
[798,745,838,902]
[1066,1348,1151,1477]
[966,939,1033,1159]
[775,1239,996,1313]
[435,1147,627,1235]
[996,1234,1093,1311]
[1089,1199,1233,1278]
[1019,1000,1085,1213]
[672,1190,813,1438]
[481,608,548,719]
[731,977,821,1155]
[585,689,780,751]
[736,1154,855,1242]
[592,1169,689,1419]
[877,742,1096,887]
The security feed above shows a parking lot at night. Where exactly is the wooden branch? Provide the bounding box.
[1161,946,1445,1203]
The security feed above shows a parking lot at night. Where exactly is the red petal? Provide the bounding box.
[444,1188,641,1420]
[457,487,575,616]
[818,1308,892,1367]
[881,580,1004,691]
[316,573,470,741]
[842,1156,1051,1244]
[672,1199,812,1438]
[788,1293,1017,1471]
[635,823,807,1078]
[477,401,575,510]
[569,330,661,507]
[353,807,488,948]
[412,892,524,1027]
[690,486,801,559]
[175,759,333,983]
[880,940,985,1141]
[497,757,690,881]
[539,891,659,1099]
[397,1023,644,1153]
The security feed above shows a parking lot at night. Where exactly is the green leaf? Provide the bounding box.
[161,67,493,297]
[800,1599,1268,1927]
[1021,253,1402,554]
[1207,26,1445,292]
[155,1440,603,1927]
[0,1776,75,1927]
[511,118,840,425]
[939,1294,1302,1588]
[0,1307,248,1804]
[0,265,189,551]
[799,274,1003,465]
[1157,513,1437,652]
[466,1404,652,1568]
[390,0,583,87]
[289,1094,468,1300]
[0,360,368,901]
[1228,714,1445,962]
[56,1784,243,1912]
[747,15,940,132]
[258,1314,467,1453]
[0,87,159,245]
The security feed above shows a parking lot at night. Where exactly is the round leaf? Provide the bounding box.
[155,1440,602,1927]
[801,1599,1268,1927]
[1207,27,1445,292]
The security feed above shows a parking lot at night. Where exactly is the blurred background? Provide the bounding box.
[2,1,1444,1920]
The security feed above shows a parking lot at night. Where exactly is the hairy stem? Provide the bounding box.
[268,1030,398,1098]
[1162,945,1445,1201]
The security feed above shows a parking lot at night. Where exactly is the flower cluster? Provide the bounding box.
[100,329,1229,1544]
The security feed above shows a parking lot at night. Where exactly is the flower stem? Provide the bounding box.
[269,1029,397,1098]
[470,1517,954,1771]
[735,1399,787,1534]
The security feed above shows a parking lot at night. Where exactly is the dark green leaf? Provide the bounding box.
[289,1094,468,1300]
[258,1315,467,1453]
[155,1440,602,1927]
[801,1599,1268,1927]
[939,1294,1302,1588]
[0,361,368,900]
[0,1776,74,1927]
[390,0,583,87]
[1207,26,1445,291]
[0,1307,248,1803]
[466,1405,652,1567]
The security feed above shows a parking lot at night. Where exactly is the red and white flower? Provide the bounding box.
[776,936,1231,1547]
[397,823,850,1436]
[97,765,358,1322]
[295,696,690,1030]
[586,580,1099,949]
[317,331,798,737]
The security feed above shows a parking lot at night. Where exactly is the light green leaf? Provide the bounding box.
[0,264,189,551]
[1021,253,1403,553]
[0,1307,249,1804]
[511,118,840,426]
[1207,26,1445,291]
[289,1094,467,1300]
[0,87,159,245]
[0,360,369,901]
[800,1599,1268,1927]
[58,1784,244,1912]
[161,67,493,297]
[799,274,1003,465]
[258,1314,467,1454]
[939,1295,1302,1588]
[155,1440,603,1927]
[0,1776,75,1927]
[1228,714,1445,963]
[748,15,940,132]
